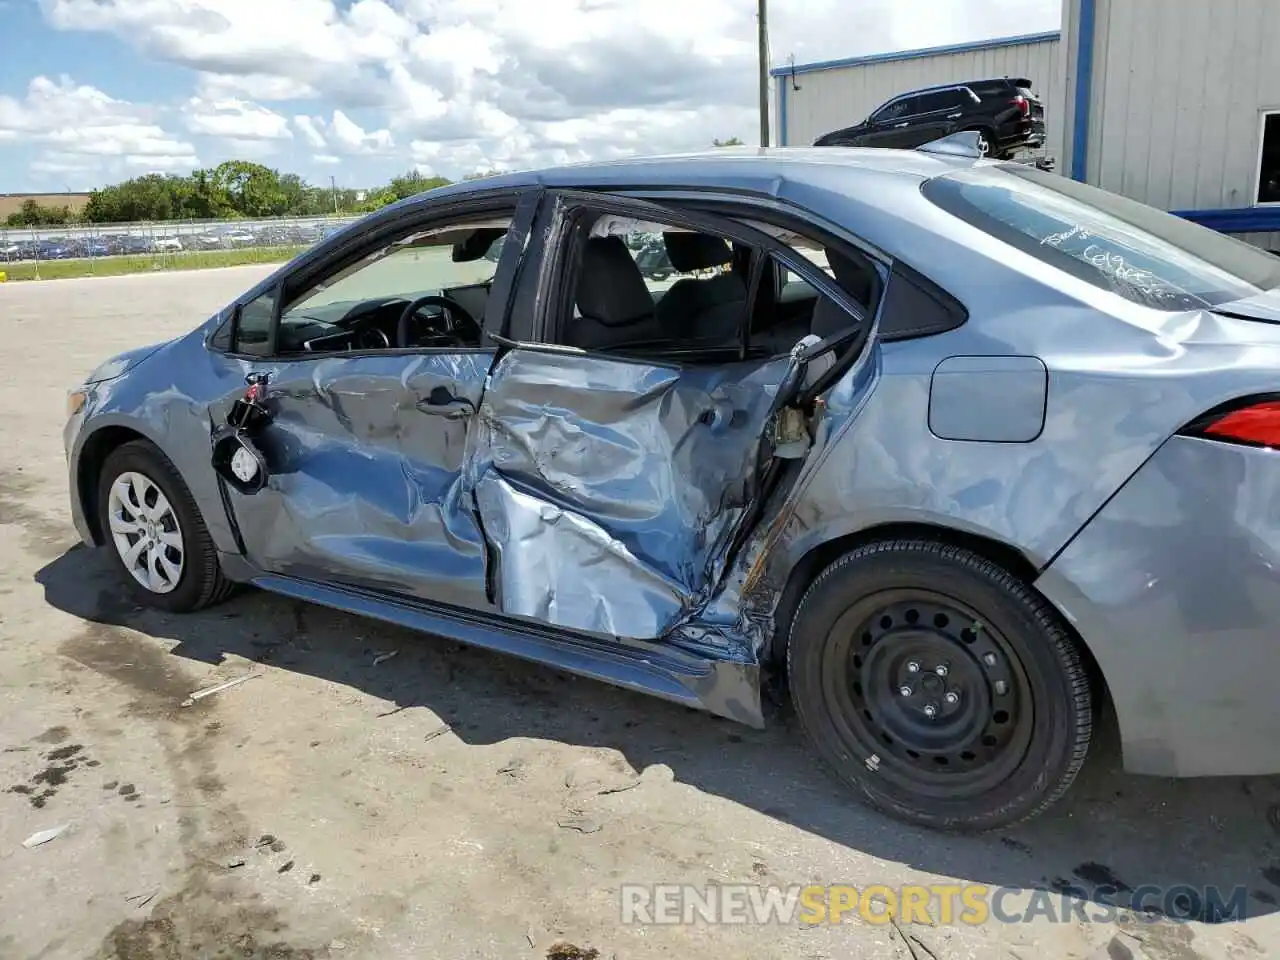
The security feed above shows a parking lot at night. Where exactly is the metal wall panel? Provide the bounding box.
[779,37,1066,162]
[1074,0,1280,210]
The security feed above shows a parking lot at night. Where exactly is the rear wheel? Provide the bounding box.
[97,440,234,613]
[787,539,1091,831]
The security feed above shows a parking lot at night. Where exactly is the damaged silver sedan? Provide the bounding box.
[64,143,1280,831]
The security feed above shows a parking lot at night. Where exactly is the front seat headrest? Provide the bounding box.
[663,232,733,273]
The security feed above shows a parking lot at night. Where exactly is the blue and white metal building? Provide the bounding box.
[773,0,1280,248]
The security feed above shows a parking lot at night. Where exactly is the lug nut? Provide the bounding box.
[983,653,997,667]
[934,664,949,678]
[944,691,959,705]
[906,661,920,673]
[899,685,913,697]
[923,703,938,719]
[994,680,1008,695]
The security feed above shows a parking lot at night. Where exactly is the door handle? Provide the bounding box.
[947,112,962,119]
[894,122,909,128]
[418,387,474,419]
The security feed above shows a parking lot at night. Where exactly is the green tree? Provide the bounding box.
[5,199,74,226]
[713,137,745,147]
[74,165,457,224]
[387,169,450,201]
[210,161,288,218]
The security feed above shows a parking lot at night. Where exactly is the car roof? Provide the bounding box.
[883,77,1024,98]
[394,147,976,210]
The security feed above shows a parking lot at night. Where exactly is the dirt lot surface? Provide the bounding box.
[1,267,1278,960]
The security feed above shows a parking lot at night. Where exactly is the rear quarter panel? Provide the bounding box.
[743,178,1280,644]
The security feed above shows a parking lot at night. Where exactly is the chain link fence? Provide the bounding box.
[0,214,364,280]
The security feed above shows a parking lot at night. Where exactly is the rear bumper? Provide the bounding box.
[998,121,1045,152]
[1035,435,1280,778]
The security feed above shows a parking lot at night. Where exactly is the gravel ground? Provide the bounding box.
[0,266,1277,960]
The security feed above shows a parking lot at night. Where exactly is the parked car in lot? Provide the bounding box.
[814,77,1045,158]
[63,139,1280,831]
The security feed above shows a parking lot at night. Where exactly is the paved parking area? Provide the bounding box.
[0,267,1277,959]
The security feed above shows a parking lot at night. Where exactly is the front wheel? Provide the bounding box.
[97,439,235,613]
[787,539,1092,831]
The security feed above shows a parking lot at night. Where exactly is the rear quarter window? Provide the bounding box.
[922,165,1280,310]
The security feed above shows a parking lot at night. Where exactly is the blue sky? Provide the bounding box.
[0,0,1060,193]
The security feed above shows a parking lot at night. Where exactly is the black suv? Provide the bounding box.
[813,77,1045,159]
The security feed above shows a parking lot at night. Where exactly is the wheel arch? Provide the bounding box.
[766,521,1112,713]
[75,421,163,546]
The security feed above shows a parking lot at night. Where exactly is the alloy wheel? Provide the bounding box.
[106,470,185,594]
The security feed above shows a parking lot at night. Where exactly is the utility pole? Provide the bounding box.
[330,175,338,214]
[757,0,771,147]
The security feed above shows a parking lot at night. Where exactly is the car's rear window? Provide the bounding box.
[921,164,1280,310]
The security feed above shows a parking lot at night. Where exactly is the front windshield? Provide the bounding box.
[922,164,1280,310]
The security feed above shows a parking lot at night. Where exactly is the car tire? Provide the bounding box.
[97,439,235,613]
[787,539,1092,832]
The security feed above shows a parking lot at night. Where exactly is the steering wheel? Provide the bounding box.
[395,294,480,348]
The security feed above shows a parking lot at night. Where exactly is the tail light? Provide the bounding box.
[1010,95,1030,116]
[1181,396,1280,448]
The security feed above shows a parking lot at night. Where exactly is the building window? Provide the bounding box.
[1258,112,1280,205]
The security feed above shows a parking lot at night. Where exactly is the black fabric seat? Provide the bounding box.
[568,236,667,351]
[654,232,747,344]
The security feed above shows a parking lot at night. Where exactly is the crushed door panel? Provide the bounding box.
[465,347,793,639]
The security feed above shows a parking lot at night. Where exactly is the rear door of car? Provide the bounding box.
[461,190,875,641]
[900,89,969,147]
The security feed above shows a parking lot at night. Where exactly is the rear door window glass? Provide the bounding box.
[917,91,956,113]
[922,164,1280,310]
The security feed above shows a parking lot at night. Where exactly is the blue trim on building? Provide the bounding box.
[778,80,789,147]
[1174,206,1280,233]
[1070,0,1097,182]
[769,30,1061,79]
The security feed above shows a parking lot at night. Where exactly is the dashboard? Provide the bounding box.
[276,282,492,355]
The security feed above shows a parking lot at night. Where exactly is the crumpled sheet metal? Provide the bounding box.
[221,350,496,609]
[467,348,792,640]
[474,473,688,639]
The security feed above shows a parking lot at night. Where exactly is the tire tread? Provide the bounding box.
[786,537,1092,831]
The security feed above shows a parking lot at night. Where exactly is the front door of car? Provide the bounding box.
[206,192,538,610]
[462,192,865,641]
[864,96,919,147]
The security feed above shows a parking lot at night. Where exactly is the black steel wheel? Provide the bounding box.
[787,539,1092,831]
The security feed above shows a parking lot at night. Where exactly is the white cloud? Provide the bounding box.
[32,0,1062,178]
[329,109,392,154]
[293,115,327,149]
[313,153,340,164]
[196,72,316,101]
[185,97,292,140]
[0,75,198,175]
[292,110,393,155]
